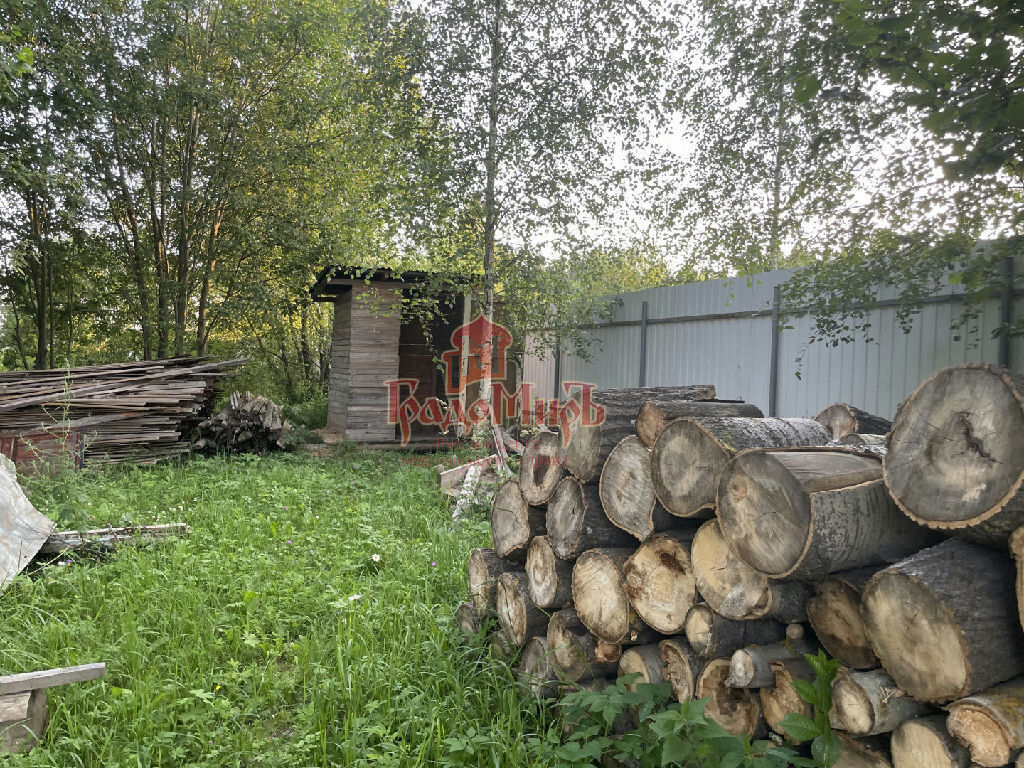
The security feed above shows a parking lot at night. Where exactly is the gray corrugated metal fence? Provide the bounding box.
[521,255,1024,420]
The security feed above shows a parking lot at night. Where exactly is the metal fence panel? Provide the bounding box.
[520,258,1023,421]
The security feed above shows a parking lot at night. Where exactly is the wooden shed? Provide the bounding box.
[311,266,484,445]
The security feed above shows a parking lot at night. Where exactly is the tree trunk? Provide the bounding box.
[467,548,504,617]
[518,637,558,698]
[835,734,893,768]
[861,539,1024,703]
[622,530,699,634]
[572,548,652,644]
[519,431,565,504]
[946,677,1024,767]
[651,416,830,518]
[717,447,940,580]
[490,479,544,560]
[525,536,573,609]
[659,637,704,702]
[807,568,879,669]
[456,600,481,639]
[759,657,814,739]
[546,477,635,559]
[564,385,717,481]
[883,364,1024,546]
[726,628,814,689]
[815,403,892,440]
[635,399,763,447]
[831,668,932,736]
[683,603,787,658]
[696,658,766,738]
[547,608,618,682]
[599,436,674,540]
[496,571,547,647]
[489,628,515,660]
[690,519,812,622]
[891,716,972,768]
[617,643,664,689]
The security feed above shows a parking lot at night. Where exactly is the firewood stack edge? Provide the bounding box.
[458,364,1024,768]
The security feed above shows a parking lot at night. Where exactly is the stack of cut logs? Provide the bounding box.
[459,365,1024,768]
[193,391,293,454]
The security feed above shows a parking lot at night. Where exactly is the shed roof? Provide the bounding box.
[310,265,443,301]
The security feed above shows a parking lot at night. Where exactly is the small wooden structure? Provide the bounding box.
[312,266,517,445]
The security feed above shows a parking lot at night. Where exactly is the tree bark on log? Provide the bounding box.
[456,600,481,638]
[572,548,653,644]
[526,536,573,609]
[1010,526,1024,635]
[635,400,763,447]
[490,480,545,561]
[891,716,972,768]
[835,734,893,768]
[623,530,699,634]
[683,603,787,658]
[807,568,879,669]
[547,608,619,683]
[726,628,813,689]
[617,644,664,690]
[838,433,887,449]
[467,548,504,617]
[660,637,704,702]
[496,571,548,647]
[546,477,635,560]
[946,677,1024,767]
[717,447,939,580]
[599,436,674,541]
[696,658,766,738]
[831,668,932,736]
[883,364,1024,546]
[759,657,813,739]
[489,628,516,660]
[518,637,558,698]
[651,416,831,518]
[691,519,813,622]
[861,539,1024,703]
[519,431,565,505]
[815,403,892,440]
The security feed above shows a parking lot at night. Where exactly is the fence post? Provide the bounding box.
[553,336,561,401]
[639,300,649,387]
[769,286,781,417]
[999,255,1014,369]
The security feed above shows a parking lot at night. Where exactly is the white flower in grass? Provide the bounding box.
[371,553,381,563]
[349,593,361,601]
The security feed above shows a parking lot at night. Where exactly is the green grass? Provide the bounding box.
[1,450,555,767]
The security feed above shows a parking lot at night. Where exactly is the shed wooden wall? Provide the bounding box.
[326,283,402,442]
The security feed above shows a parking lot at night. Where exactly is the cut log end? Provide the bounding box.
[571,548,639,644]
[759,658,813,739]
[617,644,664,691]
[526,536,572,609]
[519,432,566,505]
[690,519,771,620]
[946,677,1024,767]
[883,364,1024,540]
[467,548,503,617]
[518,637,557,698]
[696,658,765,738]
[623,531,698,634]
[815,403,892,441]
[659,638,702,702]
[891,716,971,768]
[807,573,878,669]
[599,436,659,541]
[496,571,546,647]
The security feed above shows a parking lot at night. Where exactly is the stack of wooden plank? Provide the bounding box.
[460,365,1024,768]
[0,357,246,467]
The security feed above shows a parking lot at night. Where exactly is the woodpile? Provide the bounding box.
[194,391,293,454]
[457,366,1024,767]
[0,357,246,467]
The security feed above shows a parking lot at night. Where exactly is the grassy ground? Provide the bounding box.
[1,450,556,768]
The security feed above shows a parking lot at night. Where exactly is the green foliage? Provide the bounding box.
[282,398,328,431]
[552,655,843,768]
